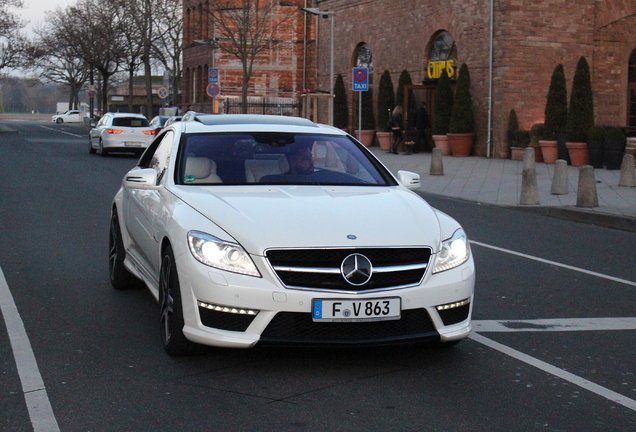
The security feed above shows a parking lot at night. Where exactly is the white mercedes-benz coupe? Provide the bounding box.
[110,114,475,355]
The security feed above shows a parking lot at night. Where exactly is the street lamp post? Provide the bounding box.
[301,7,335,126]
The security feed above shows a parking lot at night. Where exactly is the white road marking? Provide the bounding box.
[39,125,85,138]
[469,333,636,412]
[474,317,636,332]
[0,267,60,432]
[470,240,636,288]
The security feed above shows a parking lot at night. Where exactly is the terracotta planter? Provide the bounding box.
[539,140,558,164]
[566,142,589,167]
[432,135,451,155]
[447,133,474,157]
[510,147,525,161]
[355,130,376,147]
[529,144,544,163]
[376,131,392,151]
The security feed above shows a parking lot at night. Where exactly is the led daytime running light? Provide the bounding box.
[198,301,259,316]
[436,298,471,311]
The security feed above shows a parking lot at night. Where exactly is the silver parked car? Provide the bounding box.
[89,113,156,156]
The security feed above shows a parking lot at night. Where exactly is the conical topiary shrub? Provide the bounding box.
[433,69,453,136]
[333,74,348,130]
[544,64,568,141]
[396,69,416,128]
[507,108,519,158]
[376,70,395,131]
[567,56,594,143]
[448,63,475,156]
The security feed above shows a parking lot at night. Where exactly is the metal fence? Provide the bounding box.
[223,97,301,117]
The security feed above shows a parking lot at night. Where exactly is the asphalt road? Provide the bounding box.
[1,121,636,431]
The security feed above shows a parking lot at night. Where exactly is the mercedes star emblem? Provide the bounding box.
[341,253,373,286]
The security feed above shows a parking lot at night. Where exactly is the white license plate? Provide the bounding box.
[312,297,401,322]
[124,142,142,146]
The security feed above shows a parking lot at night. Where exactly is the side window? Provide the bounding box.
[148,131,174,185]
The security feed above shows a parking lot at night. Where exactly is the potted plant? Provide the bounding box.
[355,86,375,146]
[333,74,349,132]
[376,70,395,150]
[529,123,545,162]
[506,109,519,159]
[448,63,475,157]
[587,125,605,168]
[510,129,530,160]
[541,64,568,164]
[432,69,454,155]
[605,126,626,170]
[566,56,594,167]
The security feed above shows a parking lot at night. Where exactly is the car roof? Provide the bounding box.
[175,114,345,135]
[106,112,147,118]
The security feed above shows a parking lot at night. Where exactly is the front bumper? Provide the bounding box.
[177,252,475,349]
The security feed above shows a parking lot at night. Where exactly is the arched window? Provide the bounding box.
[356,43,373,74]
[426,31,457,80]
[628,49,636,127]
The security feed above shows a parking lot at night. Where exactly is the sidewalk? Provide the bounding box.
[369,147,636,232]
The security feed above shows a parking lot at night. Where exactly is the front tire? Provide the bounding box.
[159,246,199,356]
[56,118,63,124]
[109,211,139,290]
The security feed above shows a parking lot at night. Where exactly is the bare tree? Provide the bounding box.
[52,0,127,113]
[206,0,296,112]
[0,0,25,72]
[153,0,183,107]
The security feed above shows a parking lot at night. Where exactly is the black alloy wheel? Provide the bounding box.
[108,211,139,290]
[159,246,198,356]
[56,117,63,124]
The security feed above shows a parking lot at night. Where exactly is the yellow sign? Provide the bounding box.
[427,60,456,79]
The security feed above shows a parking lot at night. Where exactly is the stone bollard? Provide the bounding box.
[576,165,599,208]
[520,167,539,205]
[429,147,444,176]
[523,147,536,171]
[618,154,635,187]
[551,159,568,195]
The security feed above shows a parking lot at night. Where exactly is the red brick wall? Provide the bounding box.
[314,0,636,157]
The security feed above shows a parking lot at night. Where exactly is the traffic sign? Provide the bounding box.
[208,68,219,83]
[206,83,220,98]
[157,87,169,100]
[352,67,369,91]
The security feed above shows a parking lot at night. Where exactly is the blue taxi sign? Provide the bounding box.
[352,67,368,91]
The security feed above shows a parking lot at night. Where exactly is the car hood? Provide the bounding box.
[171,186,442,254]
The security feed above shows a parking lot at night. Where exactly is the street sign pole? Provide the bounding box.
[352,67,369,143]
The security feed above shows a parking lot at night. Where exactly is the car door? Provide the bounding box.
[123,131,175,277]
[90,115,109,147]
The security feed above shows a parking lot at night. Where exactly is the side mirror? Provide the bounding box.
[124,168,160,190]
[397,170,421,190]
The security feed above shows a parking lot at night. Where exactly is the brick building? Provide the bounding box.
[309,0,636,158]
[182,0,317,114]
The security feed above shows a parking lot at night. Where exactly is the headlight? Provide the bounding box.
[187,231,261,277]
[432,229,470,274]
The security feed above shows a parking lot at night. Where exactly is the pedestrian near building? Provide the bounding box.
[415,101,431,153]
[389,105,404,154]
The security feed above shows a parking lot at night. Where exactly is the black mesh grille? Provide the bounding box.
[437,304,471,326]
[259,308,438,346]
[198,307,257,332]
[266,247,432,292]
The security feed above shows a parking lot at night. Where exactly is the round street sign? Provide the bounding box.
[158,87,169,99]
[206,83,220,97]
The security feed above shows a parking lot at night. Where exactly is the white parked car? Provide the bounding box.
[110,114,475,355]
[52,110,82,123]
[89,112,156,156]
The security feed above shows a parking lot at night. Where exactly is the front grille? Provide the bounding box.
[259,308,438,346]
[198,306,257,331]
[266,247,432,292]
[437,304,471,326]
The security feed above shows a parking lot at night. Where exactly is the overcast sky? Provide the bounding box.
[20,0,75,35]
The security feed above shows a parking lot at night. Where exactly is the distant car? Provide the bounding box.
[52,110,82,124]
[149,115,171,133]
[89,112,156,156]
[109,114,475,355]
[163,116,182,128]
[180,111,209,122]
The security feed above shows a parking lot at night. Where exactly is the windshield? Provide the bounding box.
[176,132,397,186]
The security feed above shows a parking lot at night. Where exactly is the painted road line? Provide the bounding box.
[470,240,636,288]
[474,317,636,332]
[0,267,60,432]
[469,332,636,412]
[39,125,85,138]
